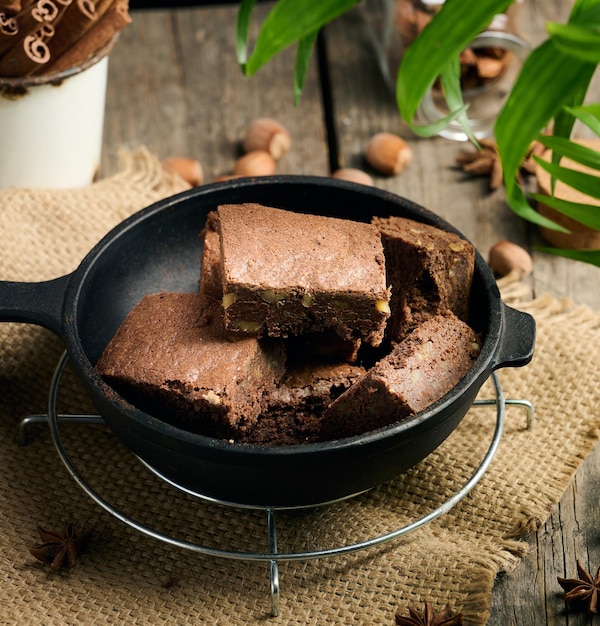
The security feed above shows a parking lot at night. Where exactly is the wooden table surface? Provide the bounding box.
[100,2,600,623]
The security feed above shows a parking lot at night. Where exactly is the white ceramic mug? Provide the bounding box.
[0,38,114,189]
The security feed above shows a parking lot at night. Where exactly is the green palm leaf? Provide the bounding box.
[236,0,258,69]
[564,104,600,136]
[294,31,319,105]
[536,135,600,171]
[535,246,600,267]
[530,194,600,230]
[238,0,360,77]
[547,22,600,63]
[533,156,600,199]
[495,41,595,200]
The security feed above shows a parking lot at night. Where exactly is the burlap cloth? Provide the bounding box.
[1,150,599,625]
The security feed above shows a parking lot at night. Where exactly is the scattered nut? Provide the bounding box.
[233,150,277,177]
[214,174,244,183]
[488,240,533,278]
[161,157,203,186]
[365,132,412,176]
[331,168,374,186]
[243,118,292,160]
[476,56,506,80]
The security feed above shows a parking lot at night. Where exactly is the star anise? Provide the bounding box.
[455,139,547,191]
[557,559,600,614]
[395,601,464,626]
[29,522,91,571]
[455,138,503,190]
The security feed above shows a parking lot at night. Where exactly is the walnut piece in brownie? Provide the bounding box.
[321,312,481,439]
[372,216,475,343]
[95,292,286,437]
[218,203,391,346]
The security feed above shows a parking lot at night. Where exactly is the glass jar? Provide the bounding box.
[362,0,529,140]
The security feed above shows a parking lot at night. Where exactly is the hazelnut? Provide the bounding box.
[488,240,533,278]
[331,168,374,186]
[161,157,203,186]
[233,150,277,177]
[243,118,292,160]
[476,56,506,80]
[214,174,244,183]
[365,132,412,176]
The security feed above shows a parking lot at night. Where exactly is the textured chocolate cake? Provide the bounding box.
[198,210,222,300]
[270,362,366,413]
[238,362,366,445]
[321,312,481,439]
[217,203,391,346]
[95,292,286,437]
[372,216,475,343]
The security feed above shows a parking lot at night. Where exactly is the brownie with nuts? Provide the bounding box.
[270,362,366,414]
[217,203,391,346]
[372,216,475,343]
[236,362,366,445]
[321,312,481,439]
[95,292,286,438]
[198,210,222,300]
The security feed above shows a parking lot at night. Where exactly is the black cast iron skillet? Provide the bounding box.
[0,176,535,508]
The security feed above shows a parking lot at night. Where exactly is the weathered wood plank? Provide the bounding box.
[490,442,600,625]
[101,4,329,181]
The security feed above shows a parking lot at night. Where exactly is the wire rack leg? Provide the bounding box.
[267,509,280,617]
[18,414,104,446]
[473,398,535,430]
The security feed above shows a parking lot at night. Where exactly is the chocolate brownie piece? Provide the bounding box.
[321,312,481,439]
[198,211,222,300]
[372,216,475,343]
[95,292,286,437]
[235,409,323,446]
[217,203,391,346]
[237,362,366,445]
[270,362,366,413]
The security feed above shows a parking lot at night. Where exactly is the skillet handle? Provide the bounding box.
[0,275,70,339]
[491,302,536,370]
